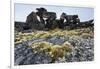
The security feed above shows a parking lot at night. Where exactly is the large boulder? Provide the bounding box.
[26,11,39,30]
[26,11,45,30]
[43,12,57,30]
[60,13,80,26]
[77,19,94,29]
[36,7,47,25]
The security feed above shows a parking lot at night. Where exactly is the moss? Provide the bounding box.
[31,41,72,63]
[34,32,49,38]
[66,30,81,36]
[15,40,22,44]
[81,33,94,39]
[15,27,93,44]
[40,33,51,38]
[49,28,62,33]
[31,42,52,53]
[50,45,65,62]
[15,37,20,42]
[62,41,73,52]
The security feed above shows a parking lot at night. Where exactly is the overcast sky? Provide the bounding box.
[15,3,94,22]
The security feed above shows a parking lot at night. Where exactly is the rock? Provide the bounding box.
[14,42,34,65]
[27,38,46,46]
[47,37,65,45]
[32,53,52,64]
[15,41,52,65]
[65,37,94,62]
[55,58,66,63]
[14,33,94,65]
[15,56,25,65]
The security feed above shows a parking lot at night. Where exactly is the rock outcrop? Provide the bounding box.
[15,7,94,32]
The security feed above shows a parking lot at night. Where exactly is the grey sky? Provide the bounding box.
[15,3,94,22]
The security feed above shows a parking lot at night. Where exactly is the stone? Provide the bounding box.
[65,37,94,62]
[47,37,65,45]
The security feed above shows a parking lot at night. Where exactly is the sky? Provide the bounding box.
[15,3,94,22]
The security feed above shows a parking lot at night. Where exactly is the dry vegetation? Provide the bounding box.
[15,27,94,44]
[15,27,94,63]
[31,41,72,62]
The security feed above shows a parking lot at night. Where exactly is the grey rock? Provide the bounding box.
[15,56,25,65]
[47,37,65,45]
[65,38,94,62]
